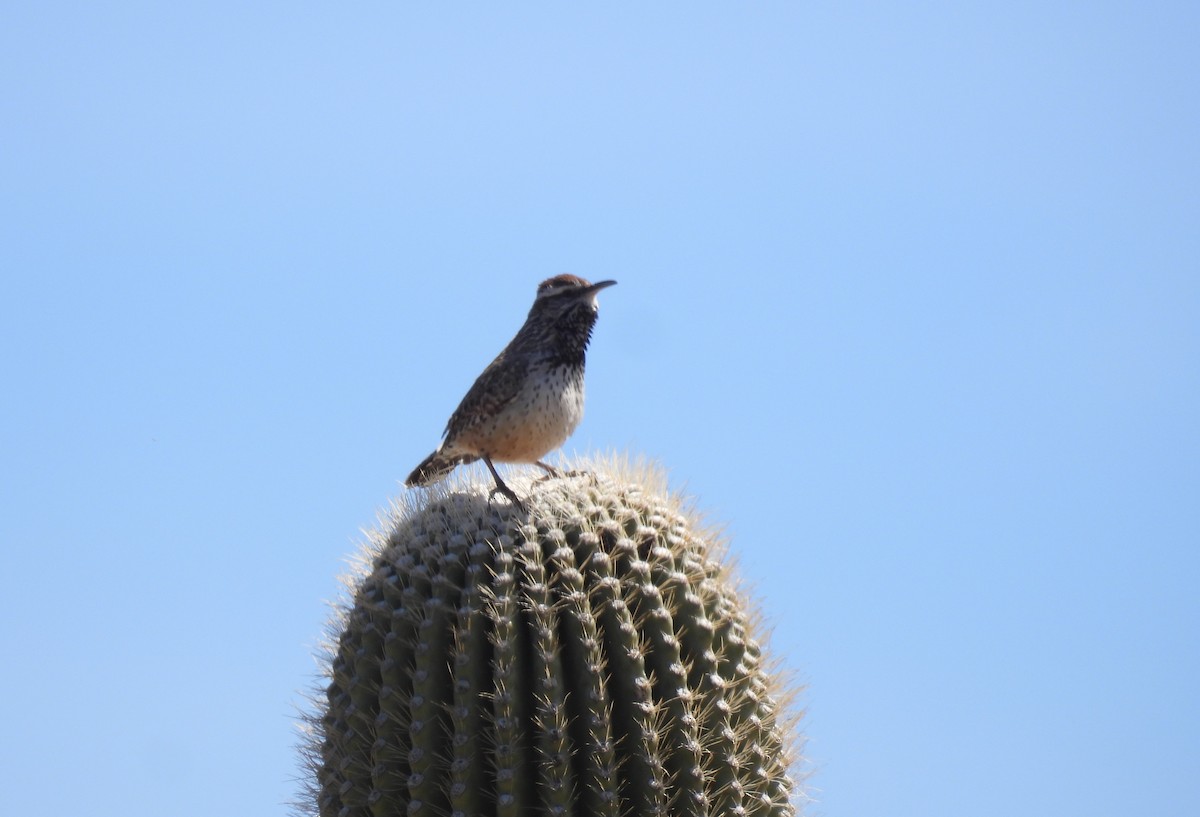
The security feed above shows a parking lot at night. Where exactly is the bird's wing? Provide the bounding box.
[442,350,528,440]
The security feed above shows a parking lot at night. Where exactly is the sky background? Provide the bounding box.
[2,3,1198,815]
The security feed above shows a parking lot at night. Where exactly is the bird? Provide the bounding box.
[405,275,617,509]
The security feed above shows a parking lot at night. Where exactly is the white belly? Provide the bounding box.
[460,367,586,463]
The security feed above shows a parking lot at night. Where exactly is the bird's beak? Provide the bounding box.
[585,280,617,294]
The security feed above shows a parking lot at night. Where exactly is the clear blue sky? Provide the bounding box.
[2,3,1197,815]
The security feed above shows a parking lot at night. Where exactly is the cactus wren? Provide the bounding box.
[405,275,616,509]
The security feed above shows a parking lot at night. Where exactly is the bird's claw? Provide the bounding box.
[533,462,595,485]
[488,485,527,513]
[535,468,595,485]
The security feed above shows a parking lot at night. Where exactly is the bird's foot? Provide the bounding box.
[533,461,562,484]
[487,484,526,513]
[483,457,527,512]
[533,461,595,485]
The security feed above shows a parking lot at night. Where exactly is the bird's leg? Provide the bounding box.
[533,461,562,483]
[483,457,526,511]
[534,460,594,484]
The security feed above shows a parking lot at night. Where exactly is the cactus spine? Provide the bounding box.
[302,458,801,816]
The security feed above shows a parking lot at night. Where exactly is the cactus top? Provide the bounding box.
[302,457,802,817]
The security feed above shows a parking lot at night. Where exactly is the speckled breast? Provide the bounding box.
[460,366,586,463]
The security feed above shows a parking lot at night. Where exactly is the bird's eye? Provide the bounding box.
[537,275,584,297]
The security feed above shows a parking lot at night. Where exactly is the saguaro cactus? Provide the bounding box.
[302,458,802,816]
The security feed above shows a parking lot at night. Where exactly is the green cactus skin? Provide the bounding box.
[301,458,803,817]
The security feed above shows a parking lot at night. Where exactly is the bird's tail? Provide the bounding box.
[405,449,478,487]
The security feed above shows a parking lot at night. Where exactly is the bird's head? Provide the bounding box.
[532,274,617,315]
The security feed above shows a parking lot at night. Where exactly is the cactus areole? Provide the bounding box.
[302,459,801,817]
